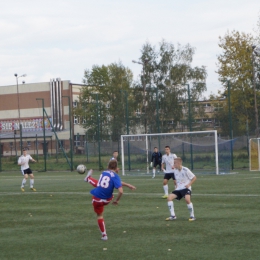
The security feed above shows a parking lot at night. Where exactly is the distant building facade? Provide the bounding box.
[0,79,85,156]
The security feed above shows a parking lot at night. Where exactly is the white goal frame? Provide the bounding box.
[121,130,219,175]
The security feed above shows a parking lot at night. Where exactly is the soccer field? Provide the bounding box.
[1,170,260,260]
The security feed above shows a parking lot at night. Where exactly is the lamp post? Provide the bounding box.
[227,81,234,169]
[155,87,160,134]
[186,84,192,132]
[62,96,73,171]
[222,80,234,170]
[120,90,131,170]
[185,84,193,170]
[132,59,149,133]
[252,45,260,137]
[94,93,102,170]
[36,98,46,172]
[14,73,26,155]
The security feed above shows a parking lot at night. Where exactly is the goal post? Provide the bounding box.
[121,130,220,176]
[249,138,260,171]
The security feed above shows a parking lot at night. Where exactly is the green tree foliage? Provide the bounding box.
[74,62,135,141]
[133,40,207,133]
[76,40,207,139]
[216,30,257,136]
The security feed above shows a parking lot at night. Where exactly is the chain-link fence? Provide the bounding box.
[0,132,250,172]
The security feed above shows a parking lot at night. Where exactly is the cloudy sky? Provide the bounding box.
[0,0,259,97]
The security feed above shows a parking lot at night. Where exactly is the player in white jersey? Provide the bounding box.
[18,148,37,192]
[161,146,177,198]
[165,157,197,221]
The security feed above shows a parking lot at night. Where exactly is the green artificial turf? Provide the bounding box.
[1,170,260,260]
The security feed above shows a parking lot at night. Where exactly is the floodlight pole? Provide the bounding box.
[132,59,149,133]
[120,90,131,170]
[227,81,234,169]
[36,98,46,172]
[62,96,73,171]
[15,73,26,155]
[95,94,102,170]
[186,84,193,170]
[156,87,160,133]
[155,86,161,151]
[252,45,259,137]
[187,84,192,132]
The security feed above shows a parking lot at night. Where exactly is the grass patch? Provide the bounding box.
[0,170,260,259]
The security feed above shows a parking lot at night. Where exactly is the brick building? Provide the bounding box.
[0,79,85,156]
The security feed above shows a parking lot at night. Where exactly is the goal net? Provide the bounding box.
[121,130,232,176]
[249,138,260,171]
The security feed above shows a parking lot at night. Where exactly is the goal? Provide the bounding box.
[121,130,232,176]
[249,138,260,171]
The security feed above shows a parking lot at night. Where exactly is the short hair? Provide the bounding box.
[108,160,118,171]
[154,147,158,149]
[165,146,170,149]
[22,148,27,151]
[175,157,182,161]
[113,151,118,153]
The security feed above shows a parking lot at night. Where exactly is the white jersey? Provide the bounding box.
[18,154,32,170]
[173,166,195,191]
[162,153,177,173]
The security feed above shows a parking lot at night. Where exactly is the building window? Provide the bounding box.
[74,116,79,124]
[74,135,81,147]
[73,101,78,108]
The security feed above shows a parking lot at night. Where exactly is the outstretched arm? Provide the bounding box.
[112,187,123,205]
[121,181,136,190]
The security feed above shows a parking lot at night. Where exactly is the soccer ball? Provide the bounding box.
[77,164,86,174]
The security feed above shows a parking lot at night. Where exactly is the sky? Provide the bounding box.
[0,0,259,98]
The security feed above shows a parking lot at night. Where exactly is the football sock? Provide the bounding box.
[21,178,26,188]
[167,201,175,216]
[187,203,194,217]
[98,218,107,236]
[163,184,168,195]
[87,177,98,187]
[30,179,34,188]
[153,169,155,177]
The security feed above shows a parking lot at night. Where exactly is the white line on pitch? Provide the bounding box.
[0,192,259,197]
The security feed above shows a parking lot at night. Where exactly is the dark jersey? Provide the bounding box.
[151,152,162,163]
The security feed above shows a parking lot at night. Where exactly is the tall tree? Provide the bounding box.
[74,62,135,141]
[133,40,207,133]
[216,30,258,136]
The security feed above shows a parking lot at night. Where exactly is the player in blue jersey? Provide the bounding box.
[84,160,136,241]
